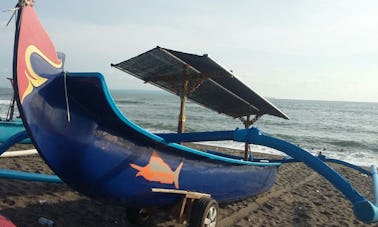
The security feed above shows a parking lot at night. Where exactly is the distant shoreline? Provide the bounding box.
[0,87,377,103]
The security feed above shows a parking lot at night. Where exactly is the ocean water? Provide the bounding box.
[1,88,377,166]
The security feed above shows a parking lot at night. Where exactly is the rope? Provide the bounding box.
[3,1,36,27]
[64,72,71,122]
[4,7,18,27]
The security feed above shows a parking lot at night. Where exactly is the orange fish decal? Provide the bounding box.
[130,151,184,189]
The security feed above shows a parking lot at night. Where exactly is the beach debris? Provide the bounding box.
[38,217,54,226]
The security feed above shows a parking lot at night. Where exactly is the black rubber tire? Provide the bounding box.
[125,207,150,225]
[189,197,219,227]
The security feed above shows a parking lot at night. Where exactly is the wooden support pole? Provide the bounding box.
[152,188,211,224]
[244,115,251,160]
[242,114,261,160]
[177,94,187,133]
[6,78,15,121]
[177,65,189,133]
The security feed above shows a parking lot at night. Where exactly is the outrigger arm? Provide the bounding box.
[158,127,378,223]
[0,131,62,183]
[0,131,28,154]
[236,127,378,223]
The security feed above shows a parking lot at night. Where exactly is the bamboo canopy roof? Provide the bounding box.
[111,46,289,121]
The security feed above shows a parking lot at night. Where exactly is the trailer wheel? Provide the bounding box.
[189,197,218,227]
[125,208,150,225]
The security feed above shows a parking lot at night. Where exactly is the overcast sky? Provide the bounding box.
[1,1,377,102]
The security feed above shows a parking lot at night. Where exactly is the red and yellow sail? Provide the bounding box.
[16,5,63,103]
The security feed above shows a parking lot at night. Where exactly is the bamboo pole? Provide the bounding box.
[177,65,189,133]
[6,78,15,121]
[244,115,251,160]
[242,114,262,160]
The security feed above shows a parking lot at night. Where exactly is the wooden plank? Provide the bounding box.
[1,149,38,157]
[151,188,211,199]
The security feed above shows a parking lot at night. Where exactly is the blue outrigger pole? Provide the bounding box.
[0,130,28,154]
[159,127,378,223]
[0,131,63,183]
[0,168,62,183]
[372,165,378,206]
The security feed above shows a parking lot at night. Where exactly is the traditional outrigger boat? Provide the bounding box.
[0,79,29,144]
[10,1,378,226]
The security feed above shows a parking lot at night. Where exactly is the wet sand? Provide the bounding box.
[0,144,376,227]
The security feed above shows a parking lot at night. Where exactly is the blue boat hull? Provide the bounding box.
[13,5,279,208]
[21,73,278,207]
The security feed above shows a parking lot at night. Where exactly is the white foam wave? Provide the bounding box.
[198,140,377,167]
[0,100,11,105]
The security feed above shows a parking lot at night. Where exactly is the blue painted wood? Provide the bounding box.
[234,127,378,223]
[17,71,279,207]
[0,130,28,155]
[0,168,62,183]
[372,165,378,206]
[0,119,30,144]
[157,130,234,143]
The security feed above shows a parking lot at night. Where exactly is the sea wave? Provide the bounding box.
[0,100,11,105]
[116,99,144,105]
[327,139,370,149]
[199,140,378,167]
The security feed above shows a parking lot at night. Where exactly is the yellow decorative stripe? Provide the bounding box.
[21,45,62,103]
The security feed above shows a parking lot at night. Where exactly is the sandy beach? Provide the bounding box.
[0,144,377,227]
